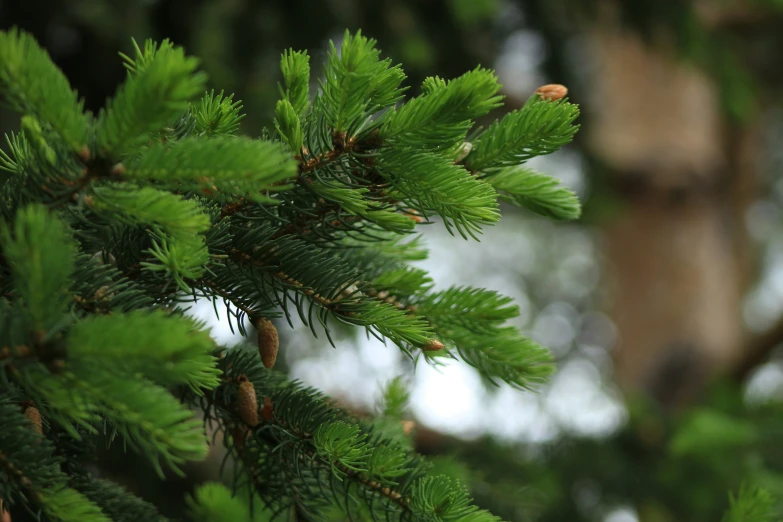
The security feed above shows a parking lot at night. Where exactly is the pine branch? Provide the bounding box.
[192,89,245,137]
[279,49,311,117]
[380,67,503,152]
[198,278,260,320]
[71,475,168,522]
[96,39,206,157]
[318,30,405,135]
[1,204,77,332]
[201,348,501,522]
[0,28,91,153]
[0,398,109,522]
[65,310,221,393]
[225,245,435,350]
[376,148,500,239]
[722,484,776,522]
[48,421,169,522]
[466,97,579,172]
[240,423,411,513]
[0,29,583,521]
[296,132,362,174]
[187,482,269,522]
[487,166,581,220]
[90,184,212,240]
[125,136,298,202]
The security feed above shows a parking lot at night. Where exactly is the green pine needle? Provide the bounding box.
[0,28,91,153]
[97,40,207,157]
[66,310,221,393]
[1,204,76,331]
[126,136,297,201]
[467,98,580,171]
[489,167,582,221]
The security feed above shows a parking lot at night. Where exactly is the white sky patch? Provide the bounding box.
[604,507,639,522]
[409,359,488,439]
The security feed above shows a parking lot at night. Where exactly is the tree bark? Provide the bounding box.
[586,17,757,408]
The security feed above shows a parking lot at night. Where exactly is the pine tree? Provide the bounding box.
[0,28,583,521]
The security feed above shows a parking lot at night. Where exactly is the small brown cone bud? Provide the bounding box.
[236,377,259,427]
[339,283,361,301]
[79,146,90,163]
[534,84,568,101]
[423,339,444,351]
[256,318,279,369]
[94,286,112,302]
[401,420,415,435]
[402,209,423,223]
[24,406,42,435]
[261,396,274,421]
[110,163,126,176]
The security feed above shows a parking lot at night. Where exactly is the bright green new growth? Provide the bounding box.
[0,27,583,521]
[319,30,406,134]
[381,67,503,151]
[126,136,297,201]
[722,485,776,522]
[279,48,311,116]
[377,148,500,239]
[0,28,91,153]
[192,89,245,137]
[467,97,580,171]
[66,311,221,393]
[187,482,269,522]
[490,166,582,221]
[1,204,76,331]
[91,185,212,238]
[98,38,207,156]
[274,98,304,153]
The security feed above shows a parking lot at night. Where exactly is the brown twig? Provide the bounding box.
[227,248,336,309]
[732,316,783,381]
[221,129,383,219]
[365,288,417,313]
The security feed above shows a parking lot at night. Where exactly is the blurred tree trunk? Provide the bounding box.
[586,13,758,409]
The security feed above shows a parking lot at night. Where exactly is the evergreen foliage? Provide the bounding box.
[722,485,776,522]
[0,27,584,521]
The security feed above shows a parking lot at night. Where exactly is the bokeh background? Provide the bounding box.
[4,1,783,520]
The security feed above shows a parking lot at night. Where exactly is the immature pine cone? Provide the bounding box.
[236,377,259,427]
[24,406,42,435]
[534,84,568,101]
[423,339,444,351]
[256,317,279,369]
